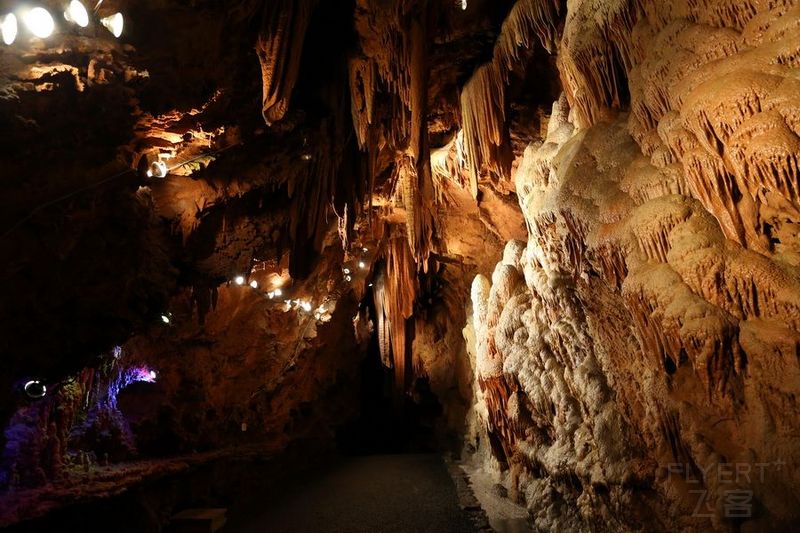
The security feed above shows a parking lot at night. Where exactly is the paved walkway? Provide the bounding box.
[232,454,475,533]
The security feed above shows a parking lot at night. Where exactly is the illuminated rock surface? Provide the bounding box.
[0,0,798,531]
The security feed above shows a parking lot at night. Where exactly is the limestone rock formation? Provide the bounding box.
[1,0,799,530]
[466,43,800,529]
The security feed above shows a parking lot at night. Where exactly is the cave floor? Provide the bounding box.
[228,453,476,533]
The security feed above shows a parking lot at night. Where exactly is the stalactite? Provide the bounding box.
[255,0,317,125]
[348,57,376,150]
[460,0,560,198]
[461,64,509,198]
[557,0,665,128]
[351,0,437,264]
[406,11,436,266]
[495,0,561,60]
[373,270,393,368]
[383,234,419,392]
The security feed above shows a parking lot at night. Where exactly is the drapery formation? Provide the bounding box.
[255,0,317,125]
[460,0,561,198]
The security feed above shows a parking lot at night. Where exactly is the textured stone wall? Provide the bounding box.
[465,12,800,523]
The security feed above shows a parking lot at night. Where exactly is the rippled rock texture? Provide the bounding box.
[464,2,800,528]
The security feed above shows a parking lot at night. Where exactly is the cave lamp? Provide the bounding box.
[23,7,54,39]
[64,0,89,27]
[1,13,17,45]
[100,12,122,38]
[23,380,47,399]
[147,160,168,178]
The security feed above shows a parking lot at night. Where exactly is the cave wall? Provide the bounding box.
[463,1,800,531]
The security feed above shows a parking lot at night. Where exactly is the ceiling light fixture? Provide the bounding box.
[100,12,122,38]
[64,0,89,27]
[1,14,17,45]
[24,7,55,39]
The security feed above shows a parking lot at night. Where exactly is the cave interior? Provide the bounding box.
[1,0,800,531]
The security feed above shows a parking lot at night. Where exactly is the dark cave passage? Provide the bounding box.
[336,297,444,456]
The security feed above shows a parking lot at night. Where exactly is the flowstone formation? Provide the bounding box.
[464,4,800,523]
[2,0,799,529]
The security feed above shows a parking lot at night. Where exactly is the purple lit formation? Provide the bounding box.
[106,365,157,410]
[0,354,157,491]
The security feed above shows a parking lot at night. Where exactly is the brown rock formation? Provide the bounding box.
[1,0,799,530]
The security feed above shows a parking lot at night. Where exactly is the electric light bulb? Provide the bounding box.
[274,288,283,297]
[24,8,55,39]
[301,301,312,312]
[100,12,122,38]
[362,247,368,253]
[268,291,275,299]
[234,276,245,285]
[1,14,17,45]
[343,268,351,275]
[461,0,467,10]
[249,280,258,289]
[345,275,352,282]
[358,261,366,269]
[64,0,89,27]
[161,314,170,324]
[149,370,157,380]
